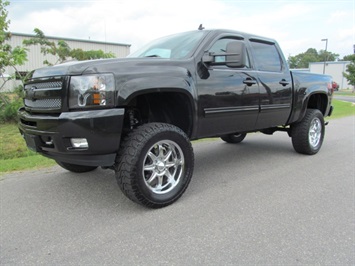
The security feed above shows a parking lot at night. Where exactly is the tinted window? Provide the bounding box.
[250,41,282,72]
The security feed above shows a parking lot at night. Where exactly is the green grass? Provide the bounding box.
[0,123,34,159]
[0,123,55,174]
[334,90,355,96]
[0,155,55,174]
[330,99,355,119]
[0,99,354,173]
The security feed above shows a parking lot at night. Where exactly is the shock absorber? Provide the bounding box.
[128,108,140,129]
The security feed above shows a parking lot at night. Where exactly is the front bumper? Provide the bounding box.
[18,108,125,167]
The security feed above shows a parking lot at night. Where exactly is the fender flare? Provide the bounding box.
[116,76,198,138]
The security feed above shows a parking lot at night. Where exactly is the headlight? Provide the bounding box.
[69,74,115,109]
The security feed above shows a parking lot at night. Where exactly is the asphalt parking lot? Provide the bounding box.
[1,116,354,265]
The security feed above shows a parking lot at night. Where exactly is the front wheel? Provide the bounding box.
[115,123,194,208]
[291,109,325,155]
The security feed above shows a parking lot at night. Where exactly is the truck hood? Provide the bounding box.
[31,58,180,78]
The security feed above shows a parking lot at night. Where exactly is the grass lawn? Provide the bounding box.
[0,123,56,174]
[330,98,355,119]
[1,99,354,173]
[334,90,355,96]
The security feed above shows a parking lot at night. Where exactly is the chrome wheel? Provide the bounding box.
[291,109,325,155]
[309,117,322,148]
[143,140,184,194]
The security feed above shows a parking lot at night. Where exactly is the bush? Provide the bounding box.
[0,86,24,123]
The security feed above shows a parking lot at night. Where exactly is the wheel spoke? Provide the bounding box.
[142,139,185,194]
[146,171,158,184]
[144,163,155,171]
[165,170,176,187]
[147,151,157,161]
[309,118,322,147]
[163,149,173,162]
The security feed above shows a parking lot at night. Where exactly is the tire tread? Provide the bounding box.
[115,123,194,208]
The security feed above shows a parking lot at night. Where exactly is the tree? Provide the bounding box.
[70,48,115,60]
[287,48,339,69]
[0,0,29,122]
[342,54,355,90]
[23,28,115,65]
[342,54,354,61]
[0,0,28,78]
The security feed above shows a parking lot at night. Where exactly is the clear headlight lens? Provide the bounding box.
[69,74,115,109]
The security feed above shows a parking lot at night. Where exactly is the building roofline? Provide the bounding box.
[11,32,131,47]
[309,61,350,65]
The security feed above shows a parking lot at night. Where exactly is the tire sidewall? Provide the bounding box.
[308,111,325,153]
[291,109,325,155]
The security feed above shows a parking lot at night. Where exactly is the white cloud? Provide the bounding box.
[7,0,355,57]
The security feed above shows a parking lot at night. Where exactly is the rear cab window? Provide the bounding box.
[249,40,283,72]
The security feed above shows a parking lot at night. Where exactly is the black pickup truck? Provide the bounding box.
[18,29,333,208]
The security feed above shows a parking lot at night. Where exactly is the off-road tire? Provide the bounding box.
[291,109,325,155]
[115,123,194,208]
[56,161,98,173]
[221,133,247,144]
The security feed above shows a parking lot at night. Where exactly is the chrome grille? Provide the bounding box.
[24,79,64,111]
[24,98,62,109]
[24,81,62,90]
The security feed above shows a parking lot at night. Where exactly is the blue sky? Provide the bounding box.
[7,0,355,58]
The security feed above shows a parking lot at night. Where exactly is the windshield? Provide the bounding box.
[128,31,206,59]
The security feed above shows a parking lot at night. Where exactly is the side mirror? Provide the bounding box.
[225,41,246,68]
[202,52,214,64]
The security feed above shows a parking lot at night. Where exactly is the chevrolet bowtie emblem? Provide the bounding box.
[27,86,37,100]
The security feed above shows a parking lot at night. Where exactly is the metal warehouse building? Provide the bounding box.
[309,61,351,90]
[2,33,131,91]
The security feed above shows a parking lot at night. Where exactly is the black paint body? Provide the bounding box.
[18,29,333,167]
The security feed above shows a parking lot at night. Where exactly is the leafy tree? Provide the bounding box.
[24,28,115,65]
[70,48,115,60]
[288,48,339,69]
[0,0,28,78]
[342,54,355,89]
[342,54,354,61]
[0,0,28,122]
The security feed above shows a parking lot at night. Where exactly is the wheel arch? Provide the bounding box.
[119,87,197,138]
[294,92,329,123]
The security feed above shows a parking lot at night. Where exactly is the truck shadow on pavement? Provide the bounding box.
[50,134,297,211]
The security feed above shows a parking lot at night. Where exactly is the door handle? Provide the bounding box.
[279,79,289,86]
[243,78,257,86]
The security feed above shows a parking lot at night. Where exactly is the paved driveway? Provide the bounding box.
[1,116,354,265]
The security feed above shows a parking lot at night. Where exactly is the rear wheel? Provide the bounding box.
[115,123,194,208]
[221,133,247,144]
[291,109,325,155]
[56,161,98,173]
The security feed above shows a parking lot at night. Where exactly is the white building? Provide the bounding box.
[309,61,351,90]
[1,33,131,91]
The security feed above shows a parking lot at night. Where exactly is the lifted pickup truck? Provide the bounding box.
[18,29,333,208]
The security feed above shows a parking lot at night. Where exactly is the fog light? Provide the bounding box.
[71,138,89,148]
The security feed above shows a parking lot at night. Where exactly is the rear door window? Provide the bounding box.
[250,41,282,72]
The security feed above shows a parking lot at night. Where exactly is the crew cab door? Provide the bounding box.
[196,36,259,138]
[249,39,292,128]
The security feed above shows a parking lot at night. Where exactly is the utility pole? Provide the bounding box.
[321,38,328,74]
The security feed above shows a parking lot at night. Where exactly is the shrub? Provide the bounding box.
[0,86,24,123]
